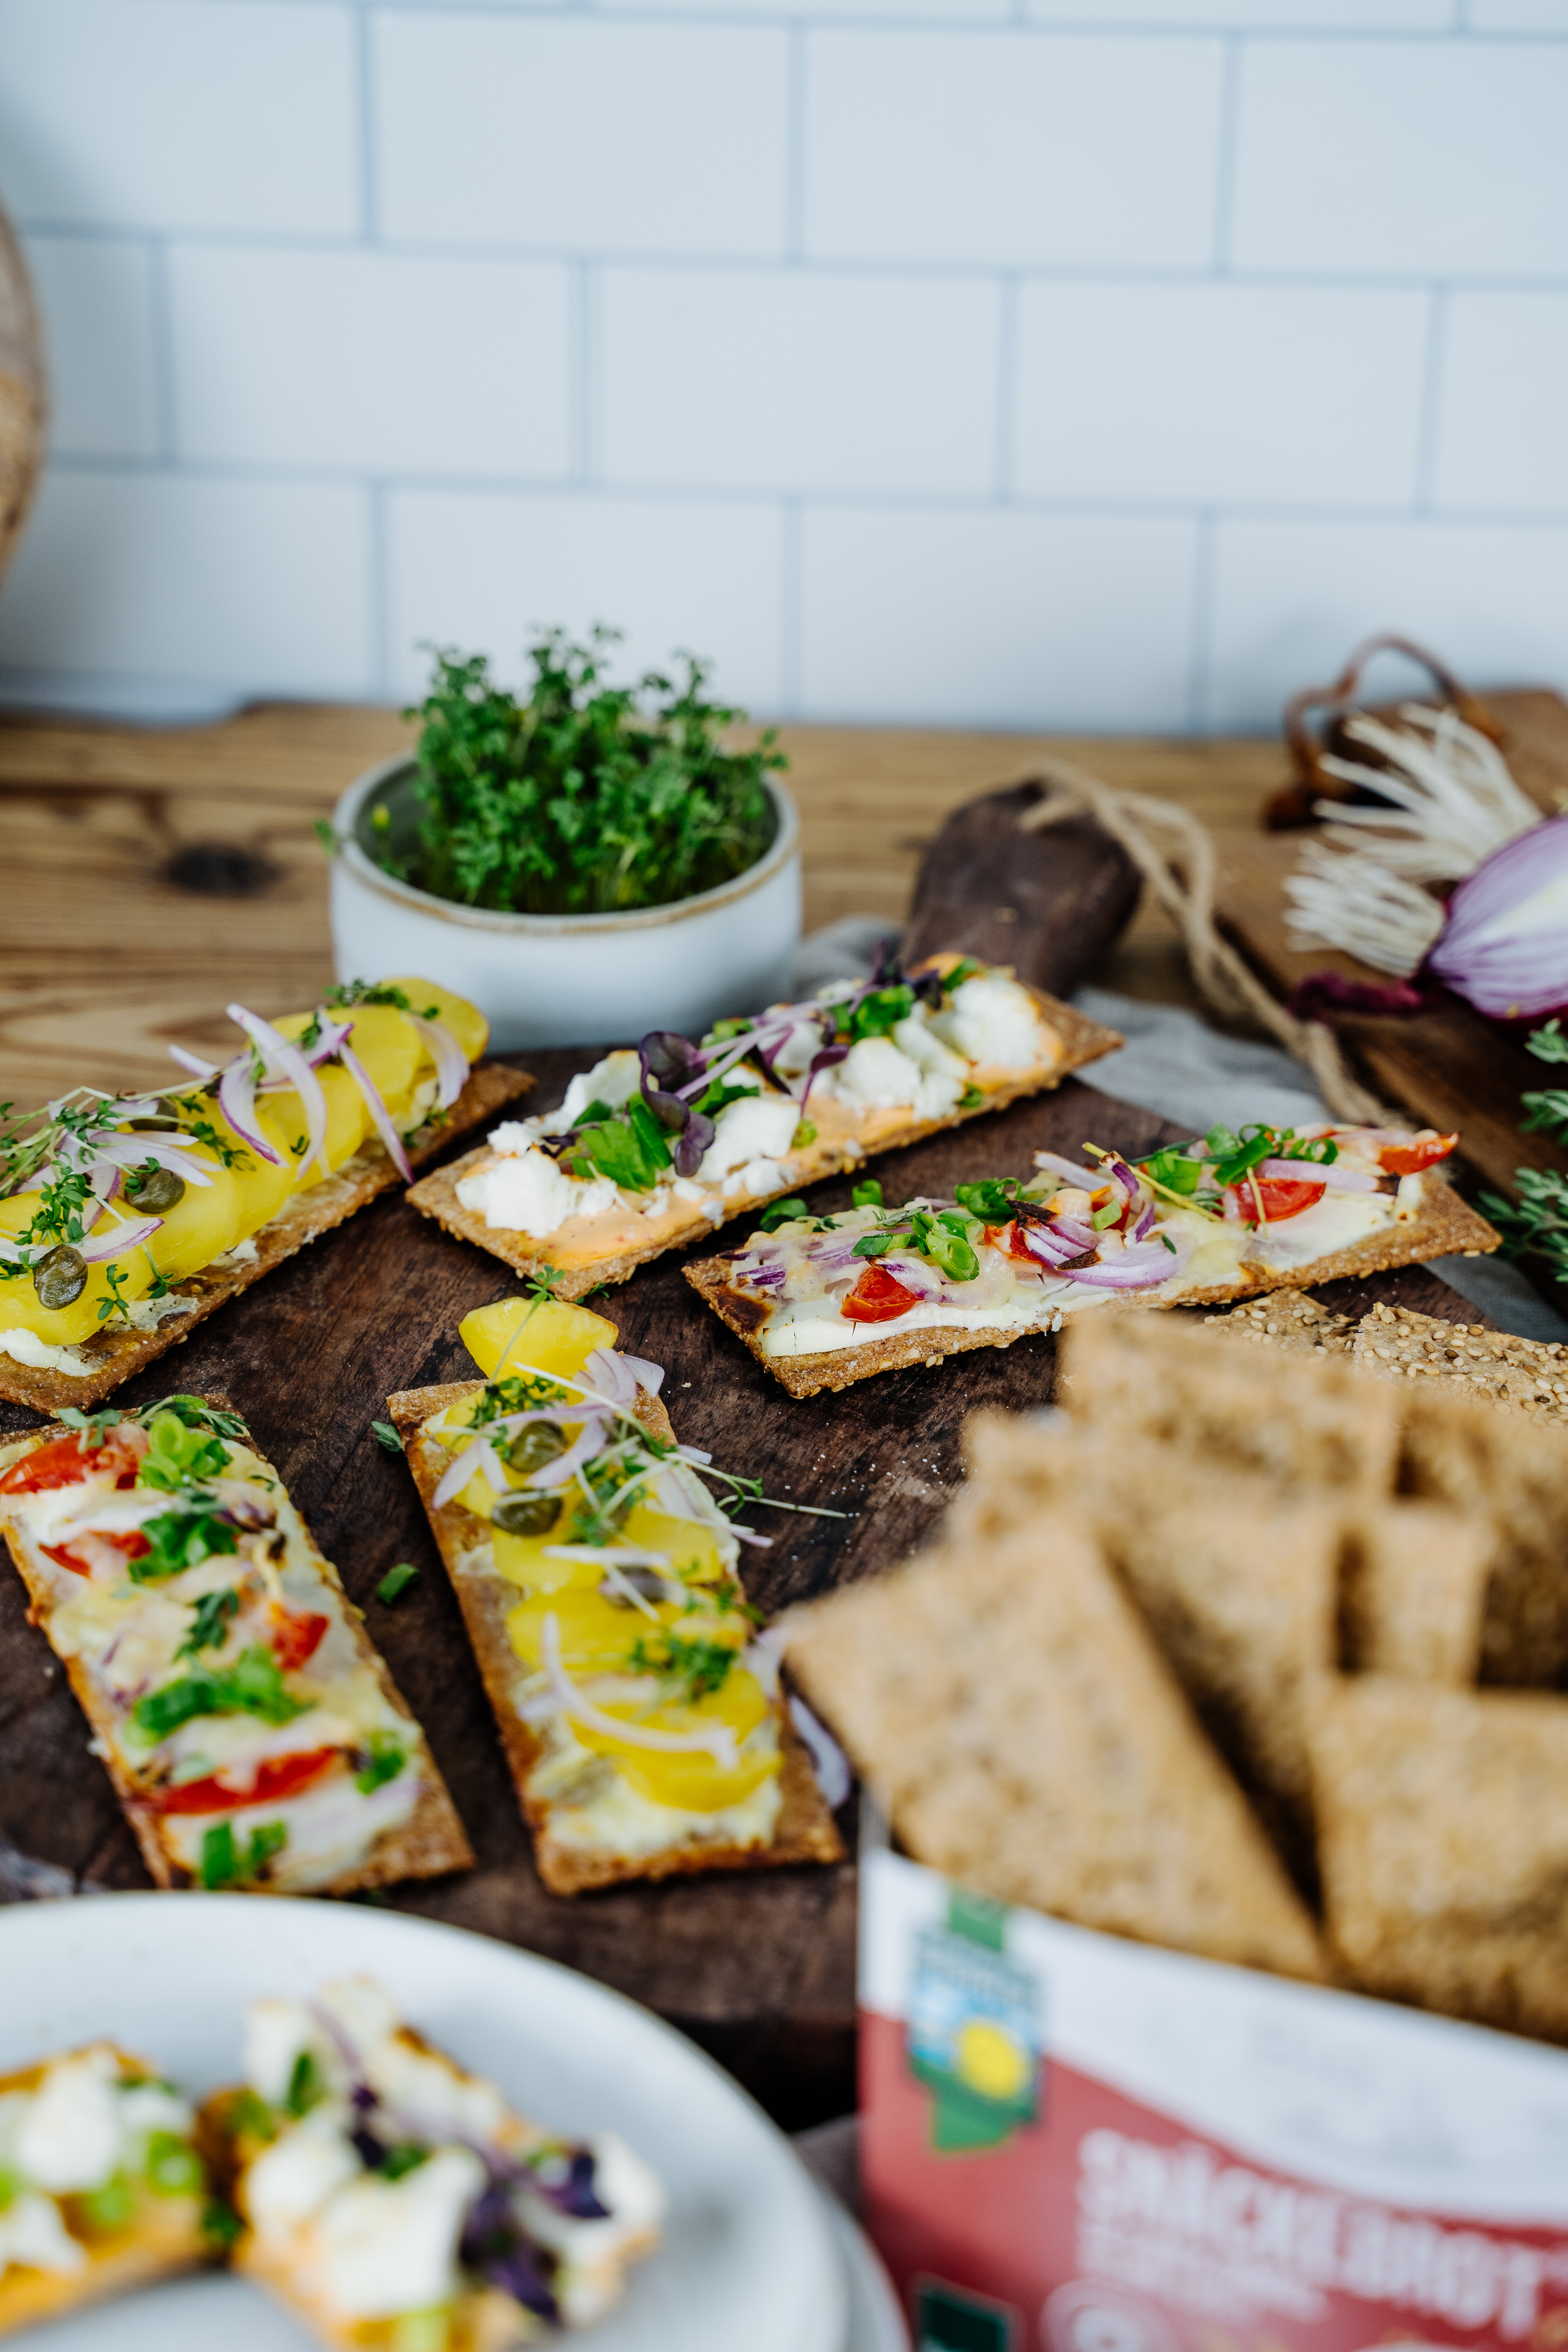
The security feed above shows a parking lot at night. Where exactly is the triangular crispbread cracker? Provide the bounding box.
[1309,1674,1568,2042]
[783,1516,1324,1981]
[1058,1313,1402,1497]
[1340,1501,1496,1686]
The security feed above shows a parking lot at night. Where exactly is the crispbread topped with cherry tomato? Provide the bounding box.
[0,1396,470,1896]
[684,1119,1499,1400]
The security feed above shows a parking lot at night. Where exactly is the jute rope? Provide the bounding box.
[1019,755,1397,1127]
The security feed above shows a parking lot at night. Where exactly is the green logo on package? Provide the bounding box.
[906,1890,1042,2154]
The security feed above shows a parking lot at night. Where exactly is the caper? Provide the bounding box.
[128,1166,186,1213]
[503,1423,567,1477]
[33,1245,88,1310]
[491,1491,562,1538]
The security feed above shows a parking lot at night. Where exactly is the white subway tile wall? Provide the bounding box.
[0,0,1564,726]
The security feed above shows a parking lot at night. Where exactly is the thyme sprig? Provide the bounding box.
[1481,1020,1568,1285]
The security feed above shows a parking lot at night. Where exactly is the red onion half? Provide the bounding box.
[1428,814,1568,1019]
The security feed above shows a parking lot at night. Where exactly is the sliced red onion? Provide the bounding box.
[674,1442,713,1467]
[1131,1202,1156,1242]
[219,1054,284,1169]
[1255,1157,1379,1192]
[727,1522,775,1548]
[77,1214,162,1263]
[1035,1152,1100,1186]
[433,1438,502,1510]
[85,1135,216,1187]
[788,1695,851,1807]
[540,1615,740,1767]
[338,1037,413,1183]
[581,1346,636,1408]
[167,1045,220,1080]
[1060,1243,1185,1290]
[408,1013,470,1110]
[228,1004,328,1179]
[1428,814,1568,1019]
[616,1351,665,1398]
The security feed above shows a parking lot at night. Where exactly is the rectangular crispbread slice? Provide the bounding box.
[783,1514,1325,1980]
[1308,1674,1568,2042]
[406,988,1121,1302]
[0,1404,473,1897]
[0,1063,532,1412]
[682,1257,1071,1398]
[1058,1311,1404,1497]
[1340,1502,1497,1686]
[390,1379,844,1895]
[0,2044,209,2337]
[686,1174,1495,1400]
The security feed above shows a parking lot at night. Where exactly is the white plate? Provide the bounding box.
[0,1893,848,2352]
[817,2196,909,2352]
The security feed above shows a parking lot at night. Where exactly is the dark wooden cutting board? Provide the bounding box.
[0,1059,1489,2125]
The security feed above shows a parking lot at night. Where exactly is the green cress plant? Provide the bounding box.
[380,629,784,918]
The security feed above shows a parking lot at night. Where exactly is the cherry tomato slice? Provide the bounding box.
[156,1745,341,1816]
[0,1427,144,1495]
[843,1264,923,1323]
[1228,1176,1327,1225]
[270,1609,329,1673]
[41,1529,151,1579]
[1378,1132,1458,1177]
[983,1222,1040,1264]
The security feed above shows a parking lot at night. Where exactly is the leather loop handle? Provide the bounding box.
[1267,633,1504,831]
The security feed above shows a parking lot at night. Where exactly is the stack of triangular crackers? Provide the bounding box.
[784,1312,1568,2045]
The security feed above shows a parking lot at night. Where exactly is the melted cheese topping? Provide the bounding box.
[0,1431,424,1890]
[722,1150,1429,1360]
[450,967,1065,1266]
[231,1977,663,2327]
[0,2045,199,2282]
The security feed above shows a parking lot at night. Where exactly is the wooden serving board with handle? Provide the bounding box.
[0,1056,1490,2128]
[1213,686,1568,1204]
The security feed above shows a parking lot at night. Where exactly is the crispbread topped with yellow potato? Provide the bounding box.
[392,1293,844,1895]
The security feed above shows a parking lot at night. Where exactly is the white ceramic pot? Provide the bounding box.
[329,757,802,1052]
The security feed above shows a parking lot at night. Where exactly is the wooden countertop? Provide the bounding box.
[0,699,1276,1105]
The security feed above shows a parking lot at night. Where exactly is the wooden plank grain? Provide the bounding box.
[0,1056,1496,2125]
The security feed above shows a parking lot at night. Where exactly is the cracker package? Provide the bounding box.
[821,1312,1568,2352]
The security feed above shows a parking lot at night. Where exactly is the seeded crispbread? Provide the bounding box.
[0,1062,532,1413]
[406,987,1122,1301]
[1058,1311,1404,1497]
[1206,1294,1568,1427]
[1150,1170,1498,1309]
[1340,1502,1497,1686]
[0,1405,473,1897]
[783,1514,1325,1980]
[1308,1673,1568,2042]
[389,1379,844,1895]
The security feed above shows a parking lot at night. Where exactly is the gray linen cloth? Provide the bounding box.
[787,921,1567,1344]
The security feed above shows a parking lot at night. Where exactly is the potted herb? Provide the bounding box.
[328,631,801,1051]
